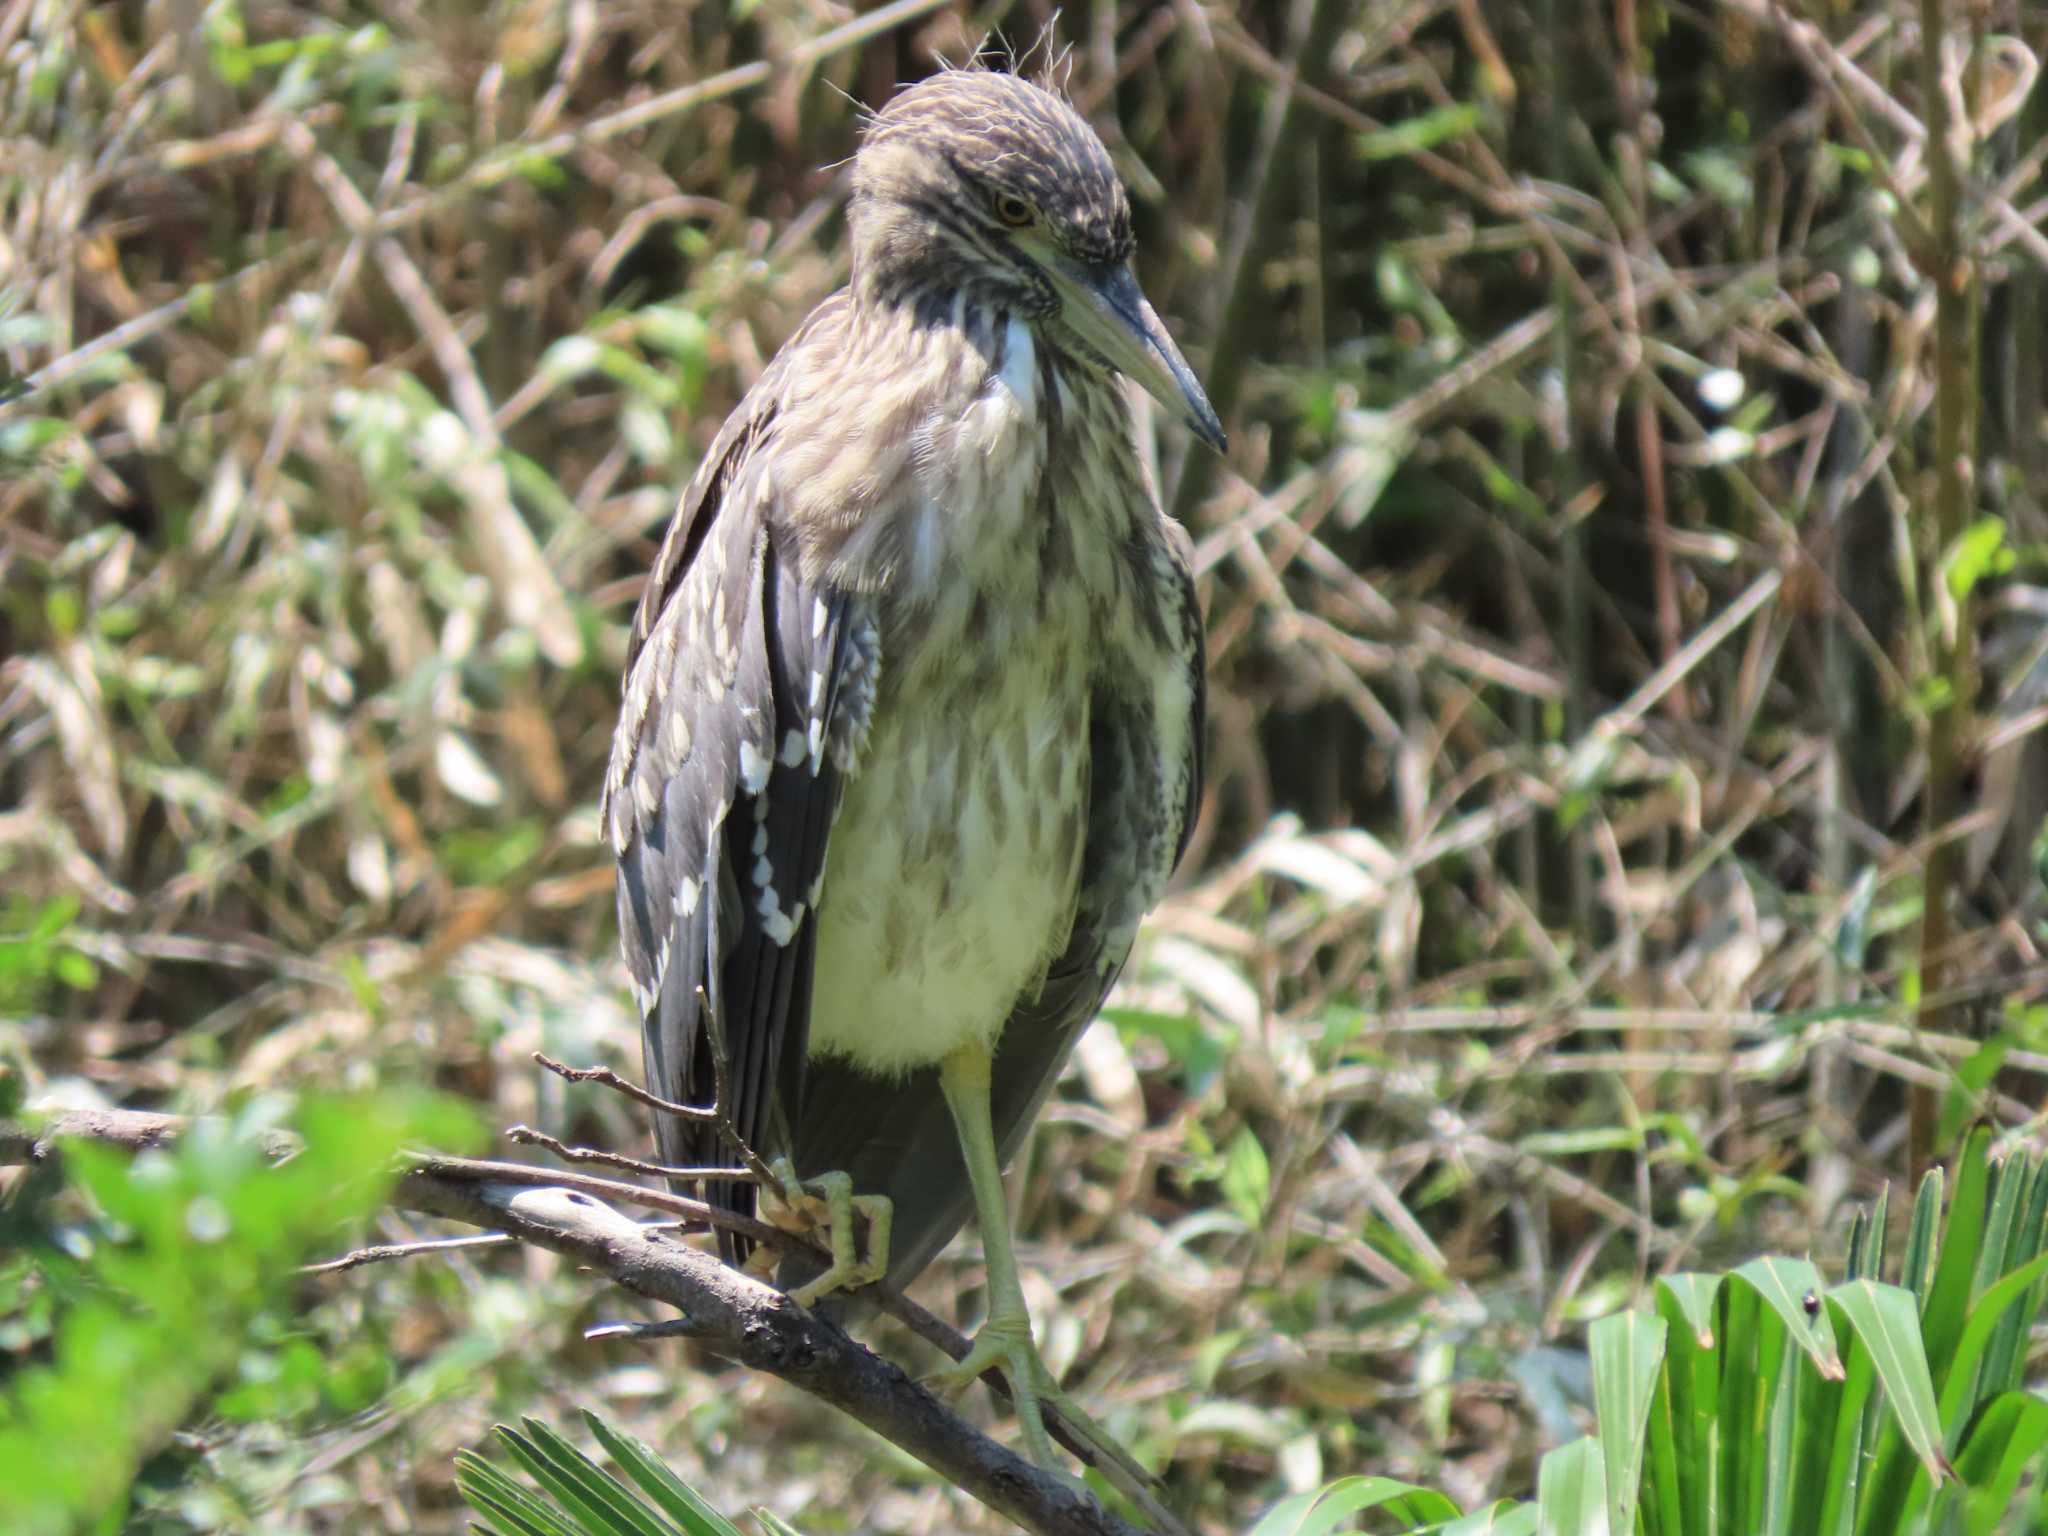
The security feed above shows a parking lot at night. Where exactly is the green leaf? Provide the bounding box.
[0,416,70,459]
[1777,1307,1845,1536]
[50,949,96,991]
[1947,1392,2048,1536]
[1931,1247,2048,1449]
[1442,1502,1540,1536]
[1982,1154,2048,1394]
[1221,1127,1271,1228]
[1103,1006,1228,1095]
[1942,517,2014,603]
[1355,104,1482,160]
[1655,1274,1721,1536]
[1589,1312,1665,1536]
[457,1449,585,1536]
[1823,142,1875,174]
[1902,1166,1944,1304]
[635,306,710,369]
[1732,1257,1842,1378]
[1519,1127,1643,1158]
[494,1421,681,1536]
[1535,1437,1607,1536]
[0,1093,467,1536]
[1845,1183,1890,1282]
[1245,1474,1459,1536]
[1718,1281,1764,1534]
[1937,1040,2009,1147]
[582,1411,750,1536]
[1834,865,1877,970]
[455,1413,791,1536]
[1654,1274,1720,1348]
[27,894,79,944]
[1813,1321,1876,1536]
[1828,1280,1950,1492]
[1685,148,1753,208]
[1920,1131,1989,1384]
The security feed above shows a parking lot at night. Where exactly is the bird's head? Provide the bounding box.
[850,68,1225,453]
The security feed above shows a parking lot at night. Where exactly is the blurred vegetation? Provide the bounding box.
[4,0,2048,1531]
[0,1094,475,1535]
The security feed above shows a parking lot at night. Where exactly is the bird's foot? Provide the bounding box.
[759,1159,892,1307]
[927,1312,1063,1468]
[926,1312,1130,1476]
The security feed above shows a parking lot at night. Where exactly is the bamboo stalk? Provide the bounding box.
[1908,0,1980,1178]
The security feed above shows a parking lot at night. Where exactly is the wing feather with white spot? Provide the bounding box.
[604,310,877,1258]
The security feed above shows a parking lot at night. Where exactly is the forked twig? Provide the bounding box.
[531,981,794,1211]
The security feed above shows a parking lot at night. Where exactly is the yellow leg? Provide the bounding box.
[924,1042,1131,1475]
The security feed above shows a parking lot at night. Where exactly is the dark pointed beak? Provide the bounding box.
[1052,260,1226,454]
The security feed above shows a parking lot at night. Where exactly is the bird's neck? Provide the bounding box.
[788,291,1134,618]
[849,273,1038,341]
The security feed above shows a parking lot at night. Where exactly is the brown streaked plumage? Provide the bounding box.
[602,65,1221,1468]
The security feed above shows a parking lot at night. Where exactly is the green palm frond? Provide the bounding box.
[457,1411,801,1536]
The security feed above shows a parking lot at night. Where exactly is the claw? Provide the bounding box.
[759,1159,892,1307]
[925,1310,1063,1467]
[925,1306,1139,1480]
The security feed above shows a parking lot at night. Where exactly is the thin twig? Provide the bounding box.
[505,1124,750,1184]
[532,1052,722,1124]
[302,1229,521,1275]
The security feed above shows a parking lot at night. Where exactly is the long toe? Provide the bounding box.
[770,1167,892,1309]
[932,1333,1162,1501]
[926,1318,1063,1468]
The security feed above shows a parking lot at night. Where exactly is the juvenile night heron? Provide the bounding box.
[603,65,1222,1467]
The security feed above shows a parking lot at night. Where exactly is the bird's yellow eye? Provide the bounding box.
[992,193,1034,228]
